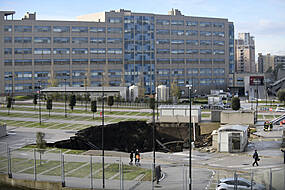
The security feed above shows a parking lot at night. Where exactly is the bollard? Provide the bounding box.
[61,152,65,187]
[90,156,93,190]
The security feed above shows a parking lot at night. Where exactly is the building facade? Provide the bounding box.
[0,9,234,96]
[257,53,285,73]
[235,33,255,73]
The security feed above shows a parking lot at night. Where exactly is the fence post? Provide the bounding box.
[182,165,185,190]
[61,152,65,187]
[34,149,37,181]
[7,145,12,178]
[234,171,237,190]
[90,155,93,190]
[251,170,253,190]
[120,157,122,190]
[269,168,272,190]
[122,162,124,190]
[151,163,154,190]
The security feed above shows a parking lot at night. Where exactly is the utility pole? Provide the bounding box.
[38,80,41,125]
[101,73,105,189]
[186,83,192,190]
[64,79,67,118]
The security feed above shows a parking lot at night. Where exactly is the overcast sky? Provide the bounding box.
[1,0,285,57]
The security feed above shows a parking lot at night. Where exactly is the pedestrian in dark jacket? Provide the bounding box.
[281,149,285,164]
[129,151,134,164]
[252,150,259,166]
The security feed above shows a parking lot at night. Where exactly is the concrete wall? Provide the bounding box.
[221,111,255,125]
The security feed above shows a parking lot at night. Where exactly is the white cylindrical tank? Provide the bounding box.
[129,85,138,102]
[156,85,169,102]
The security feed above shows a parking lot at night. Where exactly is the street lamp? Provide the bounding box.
[101,73,105,189]
[85,77,87,111]
[38,80,42,125]
[64,78,67,118]
[186,82,192,190]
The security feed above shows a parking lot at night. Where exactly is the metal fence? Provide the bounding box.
[0,143,284,190]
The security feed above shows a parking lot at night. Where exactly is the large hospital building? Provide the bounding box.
[0,9,234,96]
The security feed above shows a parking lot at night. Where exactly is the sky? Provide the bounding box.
[1,0,285,57]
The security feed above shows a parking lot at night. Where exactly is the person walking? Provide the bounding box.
[281,149,285,164]
[135,149,139,164]
[252,150,260,166]
[129,150,134,165]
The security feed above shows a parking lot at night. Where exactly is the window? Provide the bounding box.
[172,69,184,76]
[185,30,198,36]
[53,48,70,55]
[213,22,224,28]
[172,59,184,64]
[35,72,50,79]
[72,59,88,64]
[14,48,32,54]
[34,48,51,55]
[34,59,51,65]
[200,22,211,27]
[72,37,88,44]
[90,38,105,43]
[214,78,225,85]
[186,21,198,26]
[91,70,104,78]
[34,26,51,32]
[4,48,12,55]
[213,49,225,55]
[72,48,88,54]
[14,59,32,66]
[200,68,212,76]
[200,49,212,54]
[200,78,212,85]
[157,29,170,35]
[214,40,225,46]
[90,48,106,54]
[171,20,184,26]
[34,37,51,43]
[53,26,70,33]
[15,25,32,32]
[186,59,199,64]
[186,40,198,46]
[4,37,12,43]
[171,40,184,45]
[108,17,122,23]
[214,59,225,64]
[156,39,170,44]
[56,71,70,78]
[72,70,86,78]
[4,60,12,66]
[156,19,170,25]
[200,31,212,37]
[108,59,122,65]
[171,49,184,54]
[15,37,32,43]
[200,59,212,64]
[108,69,122,77]
[186,49,198,54]
[54,37,70,43]
[109,81,121,86]
[54,59,70,65]
[72,26,88,33]
[107,38,122,44]
[108,48,122,54]
[200,40,212,46]
[90,59,105,64]
[213,68,225,76]
[157,49,170,54]
[171,30,184,36]
[107,27,122,34]
[158,69,170,76]
[4,25,12,32]
[90,27,105,33]
[213,32,225,37]
[157,59,170,64]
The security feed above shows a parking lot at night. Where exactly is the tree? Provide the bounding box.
[91,100,97,119]
[277,89,285,105]
[33,94,38,110]
[36,132,46,165]
[171,80,181,103]
[7,96,12,115]
[232,97,241,110]
[69,94,76,111]
[46,98,53,117]
[107,96,114,112]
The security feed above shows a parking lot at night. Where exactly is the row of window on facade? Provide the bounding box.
[4,68,225,82]
[3,58,225,66]
[4,25,225,37]
[4,48,225,55]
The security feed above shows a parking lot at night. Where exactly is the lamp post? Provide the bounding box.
[11,75,14,109]
[38,80,41,125]
[186,83,192,190]
[64,79,67,118]
[101,73,105,189]
[85,77,87,111]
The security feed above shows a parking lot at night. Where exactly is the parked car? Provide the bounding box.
[216,177,265,190]
[275,107,285,112]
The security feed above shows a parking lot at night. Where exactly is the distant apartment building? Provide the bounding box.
[258,53,285,72]
[235,33,255,73]
[0,9,234,96]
